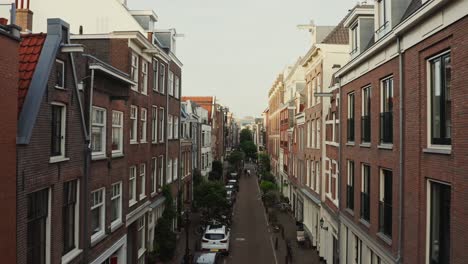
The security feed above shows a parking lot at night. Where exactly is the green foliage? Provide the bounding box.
[227,150,244,170]
[153,185,177,261]
[208,171,221,181]
[240,140,257,160]
[194,181,229,218]
[193,168,203,187]
[263,190,280,208]
[258,153,271,172]
[240,128,253,143]
[261,171,276,183]
[212,160,223,177]
[260,180,278,194]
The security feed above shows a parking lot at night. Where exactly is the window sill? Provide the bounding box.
[90,232,106,247]
[139,194,147,200]
[112,152,124,159]
[138,248,147,258]
[345,208,354,216]
[61,248,82,264]
[378,144,393,150]
[140,140,147,144]
[359,143,371,148]
[359,218,370,228]
[110,220,123,232]
[92,154,107,161]
[377,232,392,246]
[129,200,138,207]
[130,140,138,145]
[423,148,451,155]
[151,192,158,198]
[49,156,70,163]
[346,142,355,146]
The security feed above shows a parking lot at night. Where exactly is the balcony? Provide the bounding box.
[379,201,392,237]
[375,21,390,40]
[347,118,355,142]
[361,115,371,143]
[361,192,370,221]
[346,185,354,210]
[380,112,393,144]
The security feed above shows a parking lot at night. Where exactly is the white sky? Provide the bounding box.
[129,0,358,118]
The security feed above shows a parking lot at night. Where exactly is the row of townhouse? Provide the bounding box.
[266,0,468,263]
[0,0,223,263]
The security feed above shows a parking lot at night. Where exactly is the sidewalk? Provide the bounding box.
[167,211,202,264]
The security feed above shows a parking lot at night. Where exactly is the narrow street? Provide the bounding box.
[225,163,277,264]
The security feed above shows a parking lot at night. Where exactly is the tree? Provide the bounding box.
[208,171,221,181]
[240,128,253,143]
[260,180,278,194]
[212,160,223,177]
[228,150,244,170]
[194,181,229,218]
[240,140,257,160]
[153,185,177,261]
[193,168,202,187]
[258,153,271,172]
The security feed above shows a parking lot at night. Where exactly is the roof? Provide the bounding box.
[18,33,46,115]
[401,0,423,21]
[321,18,349,44]
[205,225,226,234]
[182,96,214,123]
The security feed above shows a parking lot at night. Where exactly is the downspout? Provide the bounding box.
[337,77,342,261]
[396,36,404,264]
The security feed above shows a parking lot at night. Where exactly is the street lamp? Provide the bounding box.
[319,217,328,231]
[183,210,191,263]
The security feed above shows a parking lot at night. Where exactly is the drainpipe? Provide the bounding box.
[337,77,342,260]
[396,36,404,264]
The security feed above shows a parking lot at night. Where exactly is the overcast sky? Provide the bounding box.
[129,0,358,118]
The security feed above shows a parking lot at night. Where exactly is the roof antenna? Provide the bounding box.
[79,25,83,35]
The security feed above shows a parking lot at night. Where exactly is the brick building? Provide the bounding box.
[0,12,20,264]
[267,75,284,182]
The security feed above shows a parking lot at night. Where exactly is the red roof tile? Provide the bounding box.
[18,33,46,115]
[182,96,215,123]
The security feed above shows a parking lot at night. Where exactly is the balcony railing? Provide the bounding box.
[375,21,390,40]
[347,185,354,210]
[379,201,392,237]
[380,112,393,144]
[361,115,371,143]
[361,192,370,221]
[347,118,355,142]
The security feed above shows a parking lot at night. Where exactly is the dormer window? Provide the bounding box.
[376,0,391,39]
[55,59,65,89]
[350,23,359,56]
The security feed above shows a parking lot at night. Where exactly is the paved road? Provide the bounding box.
[225,164,277,264]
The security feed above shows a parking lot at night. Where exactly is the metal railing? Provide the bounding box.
[379,201,392,237]
[347,185,354,210]
[361,192,370,221]
[361,115,371,142]
[380,112,393,143]
[347,118,355,142]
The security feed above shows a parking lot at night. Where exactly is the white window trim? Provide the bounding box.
[61,181,81,264]
[55,59,65,89]
[168,71,174,96]
[167,159,172,184]
[173,158,178,181]
[168,115,173,139]
[50,102,68,163]
[129,166,137,206]
[350,22,359,56]
[158,155,164,190]
[174,75,180,99]
[174,116,179,139]
[160,64,166,94]
[130,105,138,144]
[140,108,147,143]
[91,107,107,158]
[90,188,105,244]
[153,60,159,92]
[110,182,123,231]
[151,158,157,196]
[139,163,146,200]
[141,60,148,95]
[131,53,139,91]
[111,111,124,157]
[137,217,146,258]
[159,108,165,143]
[152,106,158,143]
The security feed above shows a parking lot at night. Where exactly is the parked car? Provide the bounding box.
[226,190,235,206]
[227,179,239,191]
[192,252,221,264]
[201,224,230,255]
[225,184,236,194]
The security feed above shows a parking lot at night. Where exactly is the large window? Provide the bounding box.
[129,166,137,206]
[380,77,393,144]
[27,189,49,264]
[175,76,180,99]
[429,52,451,145]
[159,108,165,142]
[152,60,159,92]
[140,163,146,199]
[112,111,123,155]
[51,103,66,158]
[173,158,178,181]
[379,169,392,237]
[160,64,166,94]
[167,159,173,184]
[91,188,105,242]
[347,93,355,142]
[361,86,371,143]
[137,217,146,262]
[141,60,148,95]
[152,106,158,143]
[110,182,122,229]
[91,107,106,156]
[55,59,65,89]
[168,71,174,96]
[159,155,164,188]
[350,23,358,55]
[168,115,173,139]
[347,161,355,210]
[141,108,147,143]
[174,116,179,139]
[63,180,78,255]
[131,53,139,91]
[376,0,391,38]
[361,164,370,221]
[130,105,138,143]
[428,181,451,264]
[151,158,157,195]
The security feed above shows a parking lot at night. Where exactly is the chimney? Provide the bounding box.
[15,0,33,32]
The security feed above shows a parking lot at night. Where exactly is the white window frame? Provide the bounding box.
[168,115,173,139]
[152,60,159,92]
[168,71,174,96]
[141,60,148,95]
[173,158,178,181]
[315,160,320,193]
[137,217,146,258]
[129,166,137,206]
[110,182,122,230]
[175,75,180,99]
[167,159,172,184]
[50,102,67,163]
[151,158,157,196]
[90,188,105,244]
[130,105,138,143]
[131,53,139,91]
[140,108,147,143]
[61,181,81,263]
[174,116,179,139]
[151,106,158,143]
[111,111,124,156]
[159,108,165,142]
[159,155,164,189]
[91,107,106,157]
[350,22,359,55]
[139,163,146,200]
[55,59,65,89]
[160,64,166,94]
[317,119,321,149]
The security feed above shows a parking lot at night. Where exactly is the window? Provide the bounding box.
[376,0,391,38]
[55,59,65,88]
[111,182,122,228]
[175,76,180,99]
[51,103,66,158]
[351,23,359,55]
[91,188,105,242]
[347,161,355,210]
[168,115,173,139]
[152,106,158,143]
[129,166,137,206]
[307,122,311,148]
[379,169,392,237]
[167,159,172,184]
[315,161,320,193]
[152,60,159,92]
[361,164,370,221]
[130,105,138,143]
[140,163,146,199]
[317,119,321,148]
[151,158,157,195]
[141,108,147,142]
[137,217,146,260]
[380,77,393,144]
[427,181,451,264]
[160,64,166,94]
[312,120,316,148]
[91,107,106,156]
[174,116,179,139]
[429,52,451,145]
[27,189,49,264]
[63,180,78,255]
[361,86,371,143]
[347,93,355,142]
[173,158,178,181]
[159,108,165,142]
[112,111,123,155]
[141,60,148,94]
[159,156,164,188]
[131,53,139,91]
[168,71,174,96]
